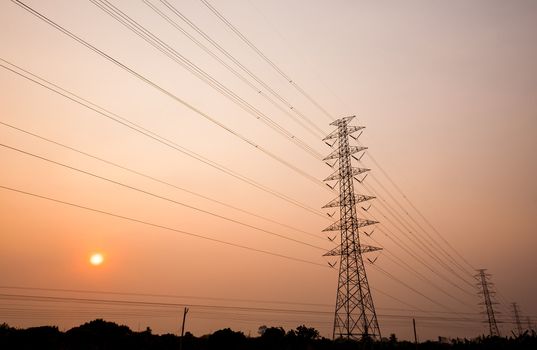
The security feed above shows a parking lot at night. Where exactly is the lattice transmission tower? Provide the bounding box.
[476,269,500,337]
[512,302,523,336]
[321,116,381,341]
[527,316,534,334]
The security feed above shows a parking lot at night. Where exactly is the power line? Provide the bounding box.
[363,180,477,291]
[0,285,332,309]
[0,293,486,324]
[366,235,478,309]
[0,142,326,251]
[0,285,489,316]
[0,307,484,325]
[149,0,326,138]
[349,180,477,298]
[0,120,324,242]
[243,0,348,120]
[0,293,328,315]
[199,0,334,121]
[346,155,477,292]
[0,58,328,220]
[0,287,501,336]
[372,264,461,313]
[369,287,425,313]
[143,0,324,139]
[368,171,475,280]
[89,0,325,163]
[0,185,327,267]
[10,0,332,195]
[351,156,472,282]
[372,215,477,298]
[367,153,476,273]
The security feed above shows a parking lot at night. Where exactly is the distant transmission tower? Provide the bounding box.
[512,302,523,336]
[322,116,381,341]
[476,269,500,337]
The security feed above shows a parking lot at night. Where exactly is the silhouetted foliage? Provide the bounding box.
[1,320,536,350]
[389,333,398,343]
[5,325,61,350]
[260,326,285,348]
[208,328,246,349]
[296,324,320,340]
[65,319,134,350]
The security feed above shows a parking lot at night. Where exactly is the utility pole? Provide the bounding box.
[413,318,418,347]
[512,302,523,336]
[322,116,381,341]
[475,269,500,337]
[179,307,189,350]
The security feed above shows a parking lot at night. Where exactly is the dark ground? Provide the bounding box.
[1,319,536,350]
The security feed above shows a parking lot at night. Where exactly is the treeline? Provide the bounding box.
[1,319,536,350]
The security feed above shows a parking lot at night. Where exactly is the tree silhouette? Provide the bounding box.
[295,325,319,340]
[65,319,133,350]
[208,328,246,350]
[259,326,285,349]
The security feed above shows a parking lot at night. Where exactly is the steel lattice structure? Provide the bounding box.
[512,302,523,336]
[476,269,501,337]
[322,116,381,341]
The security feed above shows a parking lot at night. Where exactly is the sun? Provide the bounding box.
[89,253,104,266]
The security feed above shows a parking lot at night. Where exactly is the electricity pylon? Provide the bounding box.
[322,116,381,341]
[476,269,500,337]
[527,316,534,334]
[512,302,523,336]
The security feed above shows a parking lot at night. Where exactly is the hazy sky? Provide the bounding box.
[1,0,536,341]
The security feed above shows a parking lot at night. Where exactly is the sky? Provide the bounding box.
[1,0,536,341]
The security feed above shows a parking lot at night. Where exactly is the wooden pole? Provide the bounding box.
[413,318,418,348]
[180,307,189,350]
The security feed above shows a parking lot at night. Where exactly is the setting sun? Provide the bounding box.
[89,253,104,266]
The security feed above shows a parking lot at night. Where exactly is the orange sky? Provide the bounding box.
[1,0,536,340]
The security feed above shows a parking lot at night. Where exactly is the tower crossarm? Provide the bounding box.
[322,218,378,232]
[324,167,370,181]
[323,115,363,140]
[330,115,356,126]
[322,125,365,141]
[323,244,382,257]
[323,146,368,161]
[323,194,375,208]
